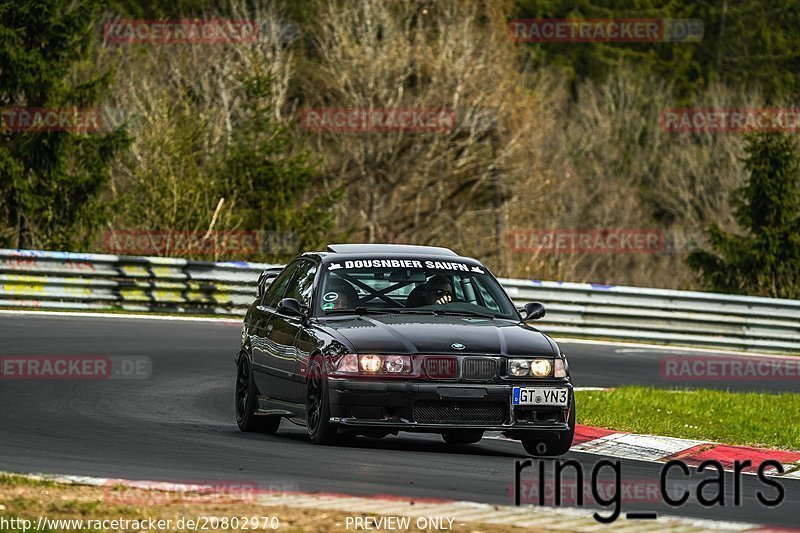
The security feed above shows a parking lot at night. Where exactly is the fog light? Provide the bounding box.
[530,359,552,377]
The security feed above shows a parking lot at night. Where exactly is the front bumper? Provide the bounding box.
[327,378,573,434]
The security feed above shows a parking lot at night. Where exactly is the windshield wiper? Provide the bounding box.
[325,307,391,315]
[325,307,435,315]
[431,309,495,319]
[324,307,493,318]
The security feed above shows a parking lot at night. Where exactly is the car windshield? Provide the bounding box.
[316,257,519,320]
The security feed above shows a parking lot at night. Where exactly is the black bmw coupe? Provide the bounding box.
[235,244,575,456]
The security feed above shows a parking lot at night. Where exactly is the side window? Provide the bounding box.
[284,260,317,307]
[475,279,501,312]
[262,263,298,308]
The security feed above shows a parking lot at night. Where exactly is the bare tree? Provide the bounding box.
[98,1,300,259]
[300,0,558,273]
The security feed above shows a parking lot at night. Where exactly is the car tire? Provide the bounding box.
[306,357,341,445]
[521,395,576,457]
[236,355,281,433]
[442,431,483,445]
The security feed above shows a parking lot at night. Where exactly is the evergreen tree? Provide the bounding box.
[687,132,800,298]
[514,0,800,102]
[0,0,128,250]
[216,71,339,258]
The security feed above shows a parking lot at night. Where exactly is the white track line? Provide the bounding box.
[0,309,240,323]
[555,337,800,359]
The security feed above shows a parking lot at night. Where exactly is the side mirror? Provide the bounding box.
[519,301,545,321]
[277,297,305,317]
[256,270,279,299]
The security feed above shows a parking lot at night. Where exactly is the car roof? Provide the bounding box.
[325,243,458,256]
[306,244,484,268]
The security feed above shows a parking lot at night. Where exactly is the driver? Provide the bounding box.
[406,275,454,307]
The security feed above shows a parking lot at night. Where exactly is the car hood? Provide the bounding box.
[317,314,557,357]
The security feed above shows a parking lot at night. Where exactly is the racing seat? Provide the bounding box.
[325,278,360,309]
[406,283,429,307]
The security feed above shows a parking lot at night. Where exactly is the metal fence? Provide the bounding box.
[500,279,800,354]
[2,248,799,354]
[0,249,276,315]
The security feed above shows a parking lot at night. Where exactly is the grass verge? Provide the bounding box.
[0,473,527,532]
[575,386,800,450]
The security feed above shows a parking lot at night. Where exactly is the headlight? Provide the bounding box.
[360,354,382,372]
[530,359,552,377]
[384,355,407,373]
[508,359,531,376]
[508,358,554,377]
[333,354,412,375]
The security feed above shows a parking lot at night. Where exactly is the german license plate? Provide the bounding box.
[512,387,569,406]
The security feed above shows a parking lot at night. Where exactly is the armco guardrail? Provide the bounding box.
[1,248,798,354]
[0,249,273,315]
[500,279,800,354]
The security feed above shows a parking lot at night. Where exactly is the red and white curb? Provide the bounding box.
[573,425,800,478]
[2,472,778,532]
[492,425,800,479]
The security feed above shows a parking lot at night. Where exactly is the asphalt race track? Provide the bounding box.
[560,340,800,394]
[1,312,798,528]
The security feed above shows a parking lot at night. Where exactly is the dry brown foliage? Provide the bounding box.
[99,0,764,288]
